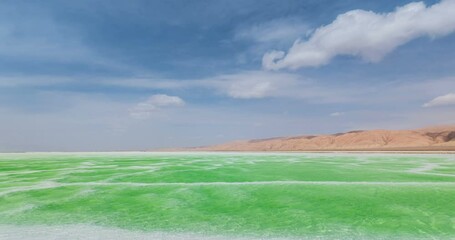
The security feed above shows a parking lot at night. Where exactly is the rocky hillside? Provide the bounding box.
[193,126,455,151]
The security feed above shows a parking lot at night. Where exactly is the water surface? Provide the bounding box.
[1,152,454,239]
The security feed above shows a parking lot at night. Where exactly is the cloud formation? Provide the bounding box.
[263,0,455,70]
[130,94,185,119]
[423,93,455,107]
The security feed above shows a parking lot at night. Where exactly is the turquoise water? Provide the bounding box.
[0,152,454,239]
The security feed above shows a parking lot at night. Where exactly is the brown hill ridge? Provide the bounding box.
[192,125,455,151]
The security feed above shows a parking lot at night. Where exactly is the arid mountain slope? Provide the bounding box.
[193,126,455,151]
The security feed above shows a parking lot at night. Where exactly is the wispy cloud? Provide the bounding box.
[0,4,89,62]
[102,71,355,103]
[235,17,310,44]
[0,76,70,87]
[423,93,455,107]
[129,94,185,119]
[330,112,345,117]
[207,71,301,99]
[232,17,310,64]
[263,0,455,70]
[0,2,144,74]
[6,71,455,109]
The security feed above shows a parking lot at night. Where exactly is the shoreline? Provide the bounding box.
[1,150,454,155]
[178,150,455,154]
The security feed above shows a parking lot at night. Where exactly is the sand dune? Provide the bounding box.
[192,125,455,151]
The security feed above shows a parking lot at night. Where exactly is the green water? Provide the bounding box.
[0,152,454,239]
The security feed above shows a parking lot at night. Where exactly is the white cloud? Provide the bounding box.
[130,94,185,119]
[330,112,345,117]
[207,71,357,103]
[423,93,455,107]
[263,0,455,70]
[233,18,311,64]
[262,51,286,71]
[106,71,304,100]
[207,71,301,99]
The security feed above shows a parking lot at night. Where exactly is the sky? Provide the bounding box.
[1,0,455,151]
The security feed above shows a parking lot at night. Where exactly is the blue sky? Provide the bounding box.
[1,0,455,151]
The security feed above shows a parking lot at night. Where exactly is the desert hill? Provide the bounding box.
[191,125,455,151]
